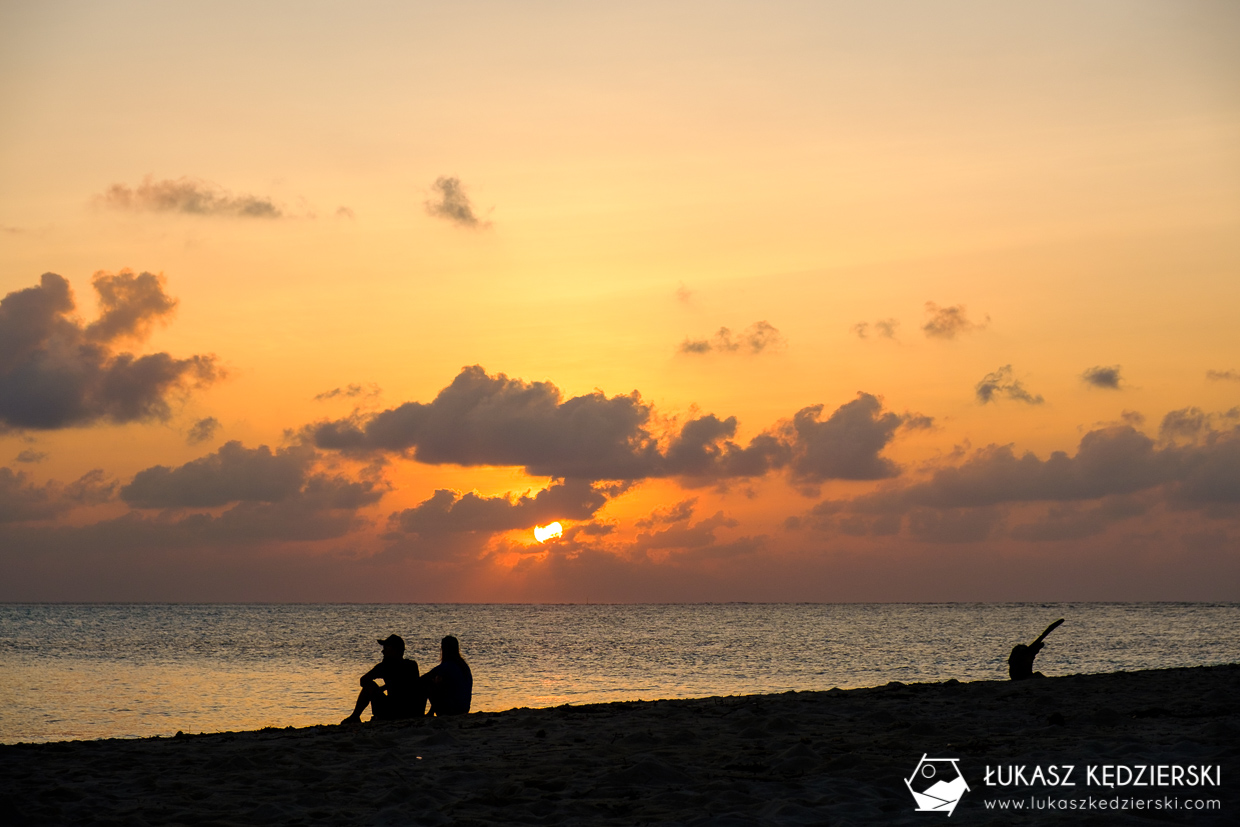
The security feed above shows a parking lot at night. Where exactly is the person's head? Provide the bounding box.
[441,634,461,661]
[378,633,405,658]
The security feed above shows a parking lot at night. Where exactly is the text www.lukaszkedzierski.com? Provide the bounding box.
[984,796,1221,812]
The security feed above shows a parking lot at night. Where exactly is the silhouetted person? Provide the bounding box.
[1008,618,1064,680]
[422,635,472,716]
[341,634,425,724]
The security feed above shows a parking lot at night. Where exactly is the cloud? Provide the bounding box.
[634,498,697,528]
[1207,369,1240,382]
[975,365,1044,405]
[784,393,904,482]
[678,321,786,355]
[852,318,899,340]
[1082,365,1123,390]
[675,283,693,304]
[309,366,663,479]
[15,449,48,464]
[314,383,380,402]
[309,366,906,485]
[99,176,281,218]
[923,302,987,340]
[0,467,115,523]
[1009,497,1147,542]
[391,479,610,537]
[121,441,315,509]
[335,206,356,220]
[425,176,488,228]
[186,417,221,445]
[0,272,221,431]
[87,270,179,342]
[105,441,389,544]
[631,510,743,557]
[1159,407,1206,443]
[812,419,1240,543]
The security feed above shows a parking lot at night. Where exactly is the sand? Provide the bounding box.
[2,665,1236,826]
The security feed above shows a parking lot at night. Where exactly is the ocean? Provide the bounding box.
[1,602,1236,744]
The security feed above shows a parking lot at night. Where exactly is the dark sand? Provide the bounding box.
[2,665,1236,825]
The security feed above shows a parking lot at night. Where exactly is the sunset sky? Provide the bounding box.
[2,1,1238,601]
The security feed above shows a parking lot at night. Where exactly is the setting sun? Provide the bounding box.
[533,522,564,543]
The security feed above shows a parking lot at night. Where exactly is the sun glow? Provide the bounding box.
[533,522,563,543]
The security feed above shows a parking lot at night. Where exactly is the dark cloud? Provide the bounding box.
[15,449,48,464]
[100,442,390,544]
[1207,369,1239,382]
[635,498,697,528]
[1082,365,1123,390]
[310,367,911,486]
[906,506,1002,543]
[425,176,487,228]
[391,479,610,537]
[121,441,315,509]
[901,413,935,431]
[314,383,380,402]
[0,467,114,523]
[975,365,1044,405]
[335,206,356,220]
[87,270,179,342]
[186,417,221,445]
[0,272,221,431]
[99,176,281,218]
[662,415,791,480]
[923,302,987,339]
[853,318,899,340]
[785,393,904,482]
[309,366,663,479]
[811,420,1240,544]
[631,510,741,556]
[1009,497,1147,542]
[678,321,785,355]
[1159,407,1206,443]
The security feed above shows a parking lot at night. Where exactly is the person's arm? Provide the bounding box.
[1033,618,1065,647]
[359,661,383,687]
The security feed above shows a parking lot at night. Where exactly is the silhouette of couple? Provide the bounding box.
[341,634,472,725]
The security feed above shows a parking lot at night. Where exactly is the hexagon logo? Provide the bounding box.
[905,754,969,816]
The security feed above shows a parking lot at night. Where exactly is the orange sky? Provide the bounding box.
[1,1,1238,601]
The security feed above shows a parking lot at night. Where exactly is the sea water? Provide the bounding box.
[0,602,1236,744]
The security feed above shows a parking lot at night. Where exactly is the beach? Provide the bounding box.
[1,665,1235,826]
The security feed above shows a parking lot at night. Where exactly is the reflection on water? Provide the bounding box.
[0,603,1236,743]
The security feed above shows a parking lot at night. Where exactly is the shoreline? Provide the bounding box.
[2,665,1236,825]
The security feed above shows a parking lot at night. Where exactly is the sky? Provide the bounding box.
[1,0,1238,602]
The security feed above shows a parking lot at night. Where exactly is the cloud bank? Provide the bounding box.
[309,366,909,487]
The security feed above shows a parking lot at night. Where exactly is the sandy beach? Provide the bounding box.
[2,665,1235,826]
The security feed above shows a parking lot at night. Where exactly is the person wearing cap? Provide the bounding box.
[421,635,473,716]
[340,634,425,725]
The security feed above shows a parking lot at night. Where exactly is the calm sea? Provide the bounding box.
[0,603,1236,744]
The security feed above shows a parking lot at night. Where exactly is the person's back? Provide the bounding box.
[341,633,426,724]
[424,635,472,716]
[370,655,424,717]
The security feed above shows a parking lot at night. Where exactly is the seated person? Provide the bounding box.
[1008,618,1064,681]
[422,635,473,716]
[341,633,425,724]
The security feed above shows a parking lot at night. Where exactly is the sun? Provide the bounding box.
[533,522,563,543]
